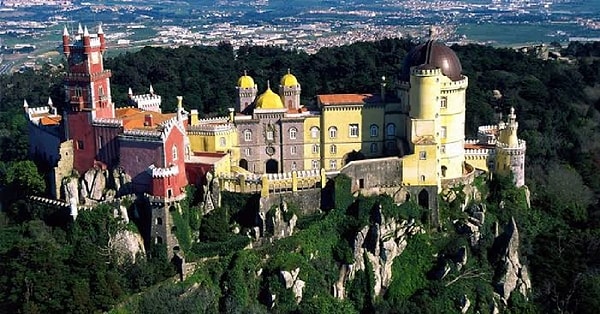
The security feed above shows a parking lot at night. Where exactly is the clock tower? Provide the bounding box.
[63,23,114,172]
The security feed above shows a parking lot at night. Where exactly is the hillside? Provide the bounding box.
[0,40,600,313]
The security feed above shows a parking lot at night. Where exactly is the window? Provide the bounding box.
[440,96,447,109]
[440,145,446,154]
[172,145,178,161]
[370,124,379,137]
[266,130,274,141]
[291,146,297,155]
[328,126,337,139]
[420,175,426,182]
[312,160,319,170]
[219,137,226,146]
[245,147,251,156]
[349,124,359,137]
[75,87,83,98]
[244,129,252,142]
[312,144,319,154]
[386,123,396,137]
[419,151,427,160]
[291,162,297,170]
[99,86,104,97]
[97,136,103,149]
[156,217,162,225]
[289,127,297,139]
[330,144,337,154]
[441,126,447,139]
[155,236,163,244]
[77,140,84,150]
[370,143,378,153]
[329,159,337,170]
[310,127,319,139]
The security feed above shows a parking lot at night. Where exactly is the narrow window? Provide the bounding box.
[289,127,297,140]
[349,124,359,137]
[291,146,297,155]
[440,96,447,109]
[386,123,396,137]
[312,144,319,154]
[330,144,337,154]
[329,159,337,170]
[370,143,378,153]
[310,127,319,139]
[370,124,378,137]
[441,126,447,138]
[244,129,252,142]
[419,151,427,160]
[329,126,337,139]
[219,137,226,146]
[172,145,178,161]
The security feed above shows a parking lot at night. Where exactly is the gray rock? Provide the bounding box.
[494,217,531,303]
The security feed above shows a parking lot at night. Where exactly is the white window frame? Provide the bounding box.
[330,144,337,154]
[310,126,319,139]
[370,124,378,137]
[329,159,337,170]
[349,124,359,137]
[289,127,297,140]
[312,144,319,154]
[244,129,252,142]
[172,145,178,161]
[329,126,337,139]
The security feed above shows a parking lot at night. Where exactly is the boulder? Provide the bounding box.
[280,268,305,304]
[110,229,145,264]
[494,217,531,303]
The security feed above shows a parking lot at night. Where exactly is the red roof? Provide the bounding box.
[317,94,374,106]
[115,107,176,130]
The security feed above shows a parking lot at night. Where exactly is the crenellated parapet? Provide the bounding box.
[218,169,325,197]
[93,117,123,127]
[496,140,527,154]
[132,93,162,113]
[148,164,179,178]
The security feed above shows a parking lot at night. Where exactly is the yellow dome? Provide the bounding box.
[280,69,298,87]
[237,73,255,88]
[256,87,284,109]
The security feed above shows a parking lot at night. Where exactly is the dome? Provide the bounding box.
[256,87,284,109]
[237,72,255,88]
[280,69,299,87]
[400,40,463,81]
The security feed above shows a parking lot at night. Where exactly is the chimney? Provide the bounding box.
[62,25,70,56]
[144,114,153,127]
[97,23,105,52]
[190,109,199,126]
[83,25,91,53]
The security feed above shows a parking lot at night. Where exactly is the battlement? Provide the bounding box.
[93,118,123,127]
[496,139,527,151]
[441,76,468,89]
[122,129,162,138]
[219,169,325,197]
[148,164,179,178]
[132,93,162,113]
[411,67,442,77]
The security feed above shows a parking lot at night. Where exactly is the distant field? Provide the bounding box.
[457,23,600,46]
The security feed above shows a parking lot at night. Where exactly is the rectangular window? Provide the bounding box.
[441,126,447,139]
[267,130,274,141]
[77,140,84,150]
[440,145,446,154]
[419,151,427,160]
[97,136,103,149]
[329,159,337,170]
[245,148,251,156]
[440,96,448,109]
[312,144,319,154]
[349,124,359,137]
[312,160,319,170]
[291,146,297,155]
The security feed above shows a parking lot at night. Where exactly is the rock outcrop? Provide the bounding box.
[493,217,531,303]
[80,167,107,204]
[266,202,297,240]
[110,229,145,264]
[280,267,305,304]
[340,205,421,298]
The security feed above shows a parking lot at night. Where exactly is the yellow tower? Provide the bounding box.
[495,107,526,186]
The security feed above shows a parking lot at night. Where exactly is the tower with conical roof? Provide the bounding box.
[279,69,301,111]
[236,71,257,113]
[495,107,526,186]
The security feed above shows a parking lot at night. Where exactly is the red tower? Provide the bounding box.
[63,24,114,173]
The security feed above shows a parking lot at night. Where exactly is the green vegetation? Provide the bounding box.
[2,39,600,312]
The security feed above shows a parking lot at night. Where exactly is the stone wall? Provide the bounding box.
[259,189,322,216]
[339,157,403,192]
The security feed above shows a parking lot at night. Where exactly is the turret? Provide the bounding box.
[97,23,106,52]
[83,25,91,54]
[62,25,70,56]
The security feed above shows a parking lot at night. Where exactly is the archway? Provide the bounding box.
[266,159,279,174]
[441,165,447,178]
[418,189,429,209]
[239,159,248,170]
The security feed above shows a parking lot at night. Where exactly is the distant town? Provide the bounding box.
[0,0,599,73]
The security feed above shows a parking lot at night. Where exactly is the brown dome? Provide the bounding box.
[401,41,463,81]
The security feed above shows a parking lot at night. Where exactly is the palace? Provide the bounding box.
[25,24,525,253]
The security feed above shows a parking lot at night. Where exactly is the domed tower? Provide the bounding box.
[495,107,526,187]
[236,71,257,113]
[256,82,285,110]
[399,40,468,181]
[279,69,301,111]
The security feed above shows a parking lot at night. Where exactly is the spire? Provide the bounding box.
[77,23,83,35]
[149,84,154,95]
[23,99,29,109]
[128,87,133,96]
[63,25,69,36]
[287,68,291,74]
[83,25,89,37]
[244,69,247,76]
[97,23,104,34]
[267,80,271,90]
[47,97,53,106]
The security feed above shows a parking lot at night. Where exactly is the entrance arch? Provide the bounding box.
[418,189,429,209]
[239,159,248,170]
[266,159,279,173]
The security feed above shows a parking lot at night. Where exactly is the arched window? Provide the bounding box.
[310,127,319,139]
[349,124,359,137]
[312,160,319,169]
[172,145,178,161]
[370,143,378,153]
[244,129,252,142]
[156,217,162,225]
[370,124,379,137]
[291,162,297,170]
[289,127,297,139]
[219,137,226,146]
[386,123,396,137]
[329,159,337,170]
[329,126,337,139]
[330,144,337,154]
[312,144,319,154]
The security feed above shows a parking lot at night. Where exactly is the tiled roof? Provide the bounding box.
[115,107,176,130]
[317,94,375,106]
[39,116,62,126]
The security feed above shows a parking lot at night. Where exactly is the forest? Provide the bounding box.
[0,39,600,313]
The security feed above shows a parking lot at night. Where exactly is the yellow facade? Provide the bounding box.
[302,115,321,170]
[401,143,440,188]
[320,104,363,170]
